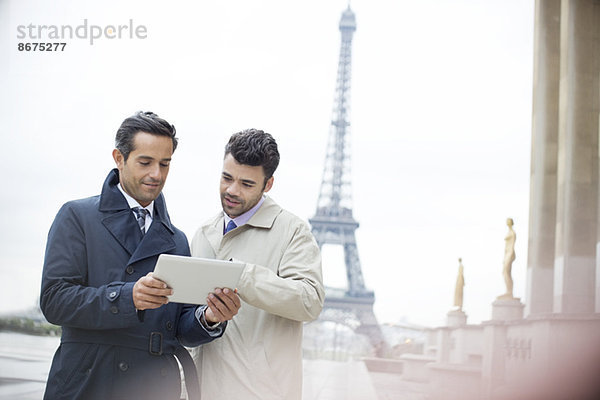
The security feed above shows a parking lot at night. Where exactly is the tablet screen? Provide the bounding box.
[152,254,245,304]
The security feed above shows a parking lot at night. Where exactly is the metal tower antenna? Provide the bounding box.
[309,7,387,356]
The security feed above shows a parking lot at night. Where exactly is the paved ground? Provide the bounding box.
[369,371,428,400]
[303,359,429,400]
[0,332,428,400]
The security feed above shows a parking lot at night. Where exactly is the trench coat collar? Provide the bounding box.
[203,196,282,253]
[99,169,176,263]
[246,196,282,229]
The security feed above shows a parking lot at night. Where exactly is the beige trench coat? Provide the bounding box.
[189,196,324,400]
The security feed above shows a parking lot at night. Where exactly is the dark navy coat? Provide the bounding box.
[40,169,218,400]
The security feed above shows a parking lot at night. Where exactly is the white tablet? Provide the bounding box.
[152,254,245,304]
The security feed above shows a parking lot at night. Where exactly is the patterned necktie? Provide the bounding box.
[224,220,237,234]
[132,207,150,235]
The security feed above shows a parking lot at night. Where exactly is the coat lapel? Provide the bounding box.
[128,192,176,265]
[99,169,141,256]
[203,216,224,255]
[102,210,142,256]
[128,217,176,265]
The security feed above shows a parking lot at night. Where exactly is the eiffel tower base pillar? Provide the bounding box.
[322,295,389,357]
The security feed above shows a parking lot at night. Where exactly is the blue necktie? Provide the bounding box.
[132,207,150,235]
[224,220,237,234]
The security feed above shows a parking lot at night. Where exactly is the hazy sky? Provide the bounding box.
[0,0,534,327]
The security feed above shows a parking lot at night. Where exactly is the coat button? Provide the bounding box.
[109,291,117,299]
[126,266,134,275]
[166,321,173,331]
[110,306,119,314]
[118,362,128,372]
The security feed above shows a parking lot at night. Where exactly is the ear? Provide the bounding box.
[112,149,124,170]
[264,176,274,193]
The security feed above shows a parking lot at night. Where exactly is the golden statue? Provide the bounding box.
[453,258,465,310]
[498,218,516,300]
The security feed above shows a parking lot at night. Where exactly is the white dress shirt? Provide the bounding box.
[117,183,154,233]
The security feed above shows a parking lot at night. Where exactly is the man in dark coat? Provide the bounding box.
[40,111,240,400]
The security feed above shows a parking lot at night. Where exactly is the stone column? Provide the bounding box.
[481,322,508,399]
[593,10,600,316]
[446,310,467,327]
[526,0,561,317]
[553,0,599,314]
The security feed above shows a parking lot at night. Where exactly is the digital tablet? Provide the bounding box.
[152,254,245,304]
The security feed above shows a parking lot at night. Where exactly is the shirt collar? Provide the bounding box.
[118,183,154,217]
[223,195,265,228]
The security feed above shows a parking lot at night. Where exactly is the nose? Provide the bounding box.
[226,181,240,196]
[148,163,161,180]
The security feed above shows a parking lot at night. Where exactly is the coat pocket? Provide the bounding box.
[53,343,100,397]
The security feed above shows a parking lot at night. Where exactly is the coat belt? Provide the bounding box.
[61,328,200,400]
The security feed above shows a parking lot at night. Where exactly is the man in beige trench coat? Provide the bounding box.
[190,129,325,399]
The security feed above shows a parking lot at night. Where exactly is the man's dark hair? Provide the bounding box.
[225,129,280,183]
[115,111,178,161]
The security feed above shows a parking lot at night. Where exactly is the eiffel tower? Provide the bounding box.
[309,6,387,356]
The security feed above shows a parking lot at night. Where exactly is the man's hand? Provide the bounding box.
[133,272,173,310]
[204,288,241,324]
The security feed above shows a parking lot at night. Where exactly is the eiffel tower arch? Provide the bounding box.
[309,6,387,357]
